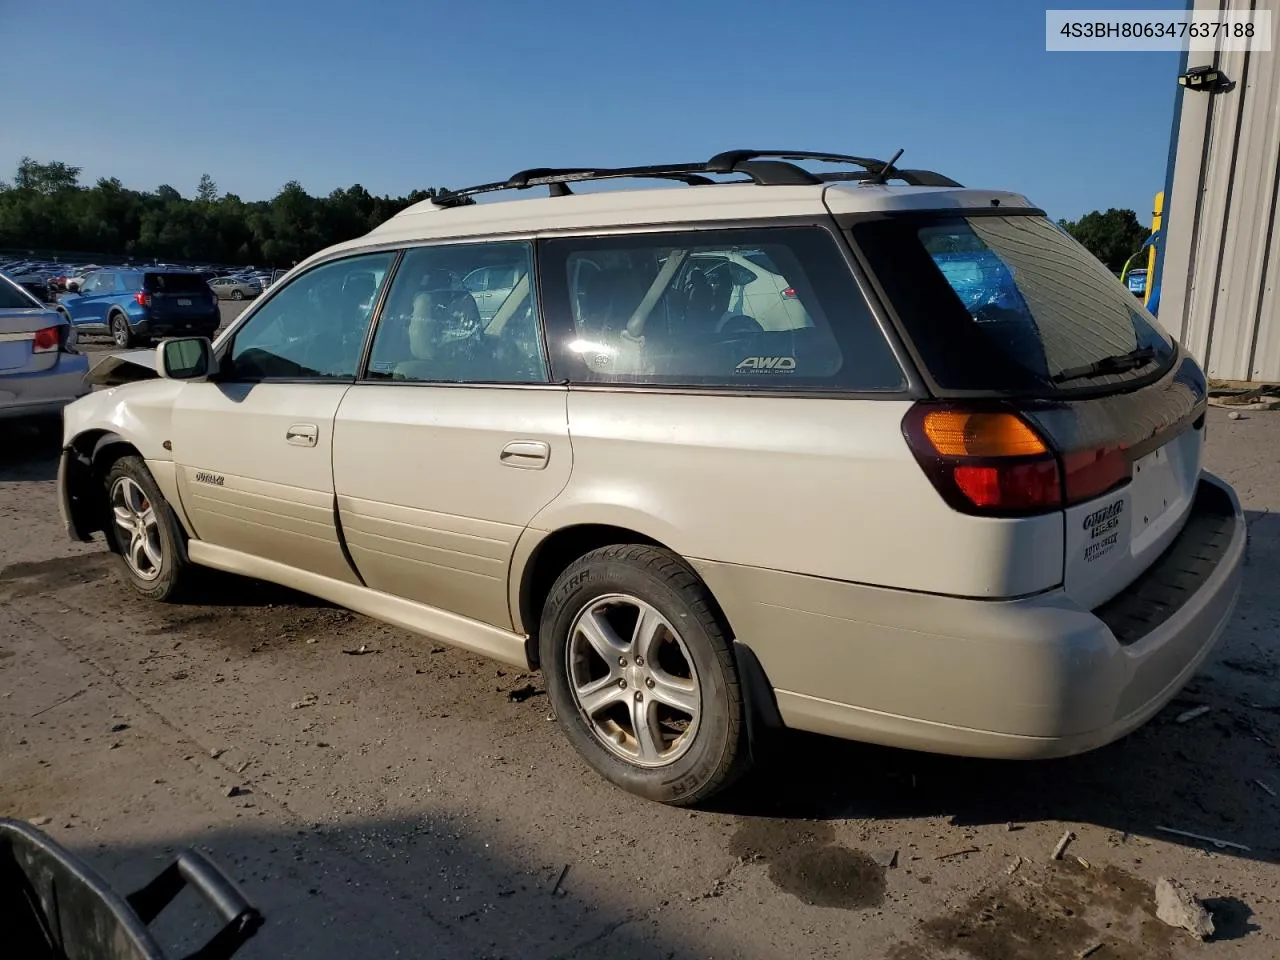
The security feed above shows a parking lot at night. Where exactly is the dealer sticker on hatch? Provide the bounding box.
[1082,498,1125,564]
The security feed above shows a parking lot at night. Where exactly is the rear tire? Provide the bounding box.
[539,544,750,805]
[231,289,244,301]
[109,312,134,348]
[103,455,196,602]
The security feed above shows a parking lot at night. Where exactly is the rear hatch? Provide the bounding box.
[144,272,218,322]
[848,210,1206,608]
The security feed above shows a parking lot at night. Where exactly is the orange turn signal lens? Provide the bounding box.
[920,411,1048,458]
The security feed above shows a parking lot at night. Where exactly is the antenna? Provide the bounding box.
[868,148,904,185]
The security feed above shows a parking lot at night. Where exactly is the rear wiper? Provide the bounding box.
[1051,346,1157,384]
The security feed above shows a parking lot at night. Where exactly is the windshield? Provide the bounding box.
[851,213,1175,393]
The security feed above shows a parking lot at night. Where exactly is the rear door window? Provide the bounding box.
[539,226,905,391]
[364,241,546,384]
[850,213,1175,394]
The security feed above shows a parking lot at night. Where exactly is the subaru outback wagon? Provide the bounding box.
[56,150,1246,805]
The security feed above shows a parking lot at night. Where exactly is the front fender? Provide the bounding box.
[62,378,181,460]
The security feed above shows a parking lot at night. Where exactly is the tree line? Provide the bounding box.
[0,157,461,267]
[1057,208,1152,273]
[1,157,1152,272]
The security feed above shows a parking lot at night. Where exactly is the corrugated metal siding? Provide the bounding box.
[1163,0,1280,382]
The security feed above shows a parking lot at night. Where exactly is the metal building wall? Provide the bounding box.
[1161,0,1280,383]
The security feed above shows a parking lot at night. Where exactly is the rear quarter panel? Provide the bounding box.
[538,391,1063,597]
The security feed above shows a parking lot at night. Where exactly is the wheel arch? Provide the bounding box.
[511,521,785,746]
[62,430,142,541]
[514,523,664,661]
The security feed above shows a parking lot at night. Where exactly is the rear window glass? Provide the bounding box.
[0,275,40,309]
[540,226,905,391]
[145,272,211,294]
[851,214,1174,393]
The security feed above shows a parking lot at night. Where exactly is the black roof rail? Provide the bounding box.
[705,149,889,173]
[429,149,959,207]
[817,169,965,188]
[432,163,725,207]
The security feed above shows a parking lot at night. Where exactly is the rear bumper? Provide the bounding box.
[0,352,90,420]
[691,473,1246,759]
[135,317,220,338]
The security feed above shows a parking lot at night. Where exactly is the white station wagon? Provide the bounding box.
[58,150,1247,804]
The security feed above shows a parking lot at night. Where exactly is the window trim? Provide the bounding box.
[355,238,552,387]
[536,221,920,397]
[214,249,400,385]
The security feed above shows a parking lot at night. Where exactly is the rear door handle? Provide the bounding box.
[500,440,550,469]
[286,423,319,447]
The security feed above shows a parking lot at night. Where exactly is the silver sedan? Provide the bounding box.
[209,276,262,300]
[0,273,89,425]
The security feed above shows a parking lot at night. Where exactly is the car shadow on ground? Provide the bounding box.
[44,815,690,960]
[715,507,1280,867]
[0,421,61,482]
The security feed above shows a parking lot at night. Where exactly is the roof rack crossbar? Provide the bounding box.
[429,150,960,207]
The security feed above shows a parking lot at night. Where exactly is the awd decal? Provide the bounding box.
[735,356,796,374]
[193,471,225,487]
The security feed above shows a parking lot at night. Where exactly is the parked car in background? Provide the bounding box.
[11,273,57,305]
[209,276,262,300]
[0,272,88,425]
[59,268,220,347]
[65,266,103,293]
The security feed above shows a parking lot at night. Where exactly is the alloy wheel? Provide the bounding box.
[110,477,163,581]
[565,594,701,767]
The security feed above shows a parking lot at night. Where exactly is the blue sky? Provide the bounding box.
[1,0,1183,221]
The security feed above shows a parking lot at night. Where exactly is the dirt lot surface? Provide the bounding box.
[2,375,1278,958]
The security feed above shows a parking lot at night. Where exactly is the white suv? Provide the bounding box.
[57,150,1246,805]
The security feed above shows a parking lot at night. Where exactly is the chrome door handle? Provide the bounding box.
[500,440,550,469]
[286,423,319,447]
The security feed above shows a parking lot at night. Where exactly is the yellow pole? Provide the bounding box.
[1144,191,1163,308]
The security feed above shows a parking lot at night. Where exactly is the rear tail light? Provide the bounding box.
[903,404,1132,516]
[781,287,797,298]
[31,326,60,353]
[135,291,152,307]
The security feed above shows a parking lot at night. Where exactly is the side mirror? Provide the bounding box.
[156,337,214,381]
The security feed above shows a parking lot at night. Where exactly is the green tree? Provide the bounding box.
[0,157,450,265]
[13,157,82,194]
[1058,208,1150,272]
[196,173,218,203]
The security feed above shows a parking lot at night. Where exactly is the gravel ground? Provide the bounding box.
[1,372,1278,959]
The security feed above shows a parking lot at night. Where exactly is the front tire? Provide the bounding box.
[539,544,749,805]
[104,456,196,602]
[110,313,134,348]
[231,289,244,301]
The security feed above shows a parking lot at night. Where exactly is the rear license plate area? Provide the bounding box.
[0,341,28,371]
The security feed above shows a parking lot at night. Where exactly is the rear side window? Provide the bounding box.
[145,272,210,294]
[851,213,1175,393]
[540,226,905,391]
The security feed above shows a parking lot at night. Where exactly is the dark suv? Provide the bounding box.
[59,269,220,347]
